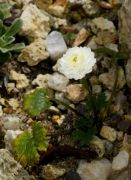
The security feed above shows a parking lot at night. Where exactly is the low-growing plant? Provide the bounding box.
[12,47,128,165]
[12,121,48,166]
[0,2,25,65]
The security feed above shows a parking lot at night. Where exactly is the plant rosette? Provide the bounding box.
[53,46,96,80]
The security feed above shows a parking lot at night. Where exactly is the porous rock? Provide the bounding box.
[0,149,30,180]
[9,70,29,89]
[20,4,50,41]
[42,164,66,179]
[18,39,49,66]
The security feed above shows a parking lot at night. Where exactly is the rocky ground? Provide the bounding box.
[0,0,131,180]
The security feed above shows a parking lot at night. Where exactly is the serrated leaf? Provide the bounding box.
[32,122,48,151]
[2,18,23,39]
[12,131,39,166]
[23,88,51,116]
[72,126,96,146]
[12,122,48,166]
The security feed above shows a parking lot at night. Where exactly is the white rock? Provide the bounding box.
[99,67,126,90]
[9,70,29,89]
[0,105,3,117]
[68,0,85,5]
[46,31,67,61]
[112,150,129,171]
[77,159,111,180]
[48,72,69,92]
[100,126,117,142]
[1,114,22,130]
[18,39,49,66]
[20,4,50,41]
[0,149,30,180]
[92,17,116,33]
[32,74,50,87]
[4,130,23,150]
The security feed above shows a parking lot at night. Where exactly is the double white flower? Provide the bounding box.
[53,47,96,80]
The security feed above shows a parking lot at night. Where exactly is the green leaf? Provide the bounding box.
[0,20,5,36]
[0,42,25,53]
[12,131,39,166]
[32,122,48,151]
[23,88,51,116]
[87,93,107,112]
[2,18,23,39]
[12,122,48,166]
[72,126,96,146]
[0,3,11,20]
[94,47,128,60]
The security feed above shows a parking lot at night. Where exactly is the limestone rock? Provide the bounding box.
[46,31,67,61]
[99,67,126,90]
[112,150,129,171]
[20,4,50,41]
[47,72,69,92]
[4,130,23,150]
[0,149,30,180]
[65,84,87,103]
[8,98,19,110]
[91,17,116,33]
[32,74,50,87]
[100,125,117,142]
[82,0,100,17]
[90,136,105,158]
[9,70,29,89]
[42,164,66,179]
[1,114,22,130]
[77,159,111,180]
[18,39,49,66]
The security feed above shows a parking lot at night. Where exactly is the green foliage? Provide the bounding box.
[23,88,52,117]
[63,32,76,45]
[87,92,107,112]
[12,122,48,166]
[72,117,97,146]
[0,2,25,65]
[0,2,11,20]
[95,47,128,60]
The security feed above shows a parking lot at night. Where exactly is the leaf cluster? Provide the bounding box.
[23,88,52,117]
[72,116,97,146]
[0,2,25,65]
[12,122,48,166]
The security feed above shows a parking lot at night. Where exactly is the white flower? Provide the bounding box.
[53,47,96,80]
